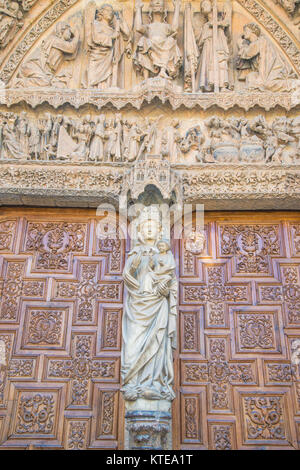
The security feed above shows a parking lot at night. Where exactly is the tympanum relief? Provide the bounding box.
[13,21,80,89]
[133,0,182,81]
[4,0,298,99]
[1,111,299,165]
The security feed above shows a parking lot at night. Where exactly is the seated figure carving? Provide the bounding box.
[133,0,182,81]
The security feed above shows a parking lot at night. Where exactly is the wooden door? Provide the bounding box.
[173,212,300,450]
[1,208,300,450]
[0,207,126,449]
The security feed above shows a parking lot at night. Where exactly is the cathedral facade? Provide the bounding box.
[0,0,299,450]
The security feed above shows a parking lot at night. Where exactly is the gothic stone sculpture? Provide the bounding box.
[83,2,130,89]
[13,21,80,88]
[196,0,231,92]
[0,1,23,50]
[236,22,297,92]
[133,0,182,80]
[121,206,178,401]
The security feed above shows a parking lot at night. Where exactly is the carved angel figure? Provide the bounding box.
[13,21,80,88]
[133,0,183,80]
[196,0,231,92]
[83,2,130,89]
[236,22,297,92]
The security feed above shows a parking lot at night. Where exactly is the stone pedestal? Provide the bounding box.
[124,400,172,450]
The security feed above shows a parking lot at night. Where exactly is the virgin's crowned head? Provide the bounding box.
[137,206,162,243]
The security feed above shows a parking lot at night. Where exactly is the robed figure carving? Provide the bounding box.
[13,21,80,88]
[121,206,178,401]
[83,2,130,89]
[236,22,297,92]
[133,0,182,80]
[184,0,231,92]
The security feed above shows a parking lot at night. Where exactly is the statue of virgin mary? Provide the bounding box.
[121,206,178,401]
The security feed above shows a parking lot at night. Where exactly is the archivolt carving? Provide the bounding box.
[0,0,78,84]
[0,1,39,51]
[238,0,300,70]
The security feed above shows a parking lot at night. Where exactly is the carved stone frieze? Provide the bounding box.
[181,166,300,208]
[1,111,300,165]
[0,163,300,209]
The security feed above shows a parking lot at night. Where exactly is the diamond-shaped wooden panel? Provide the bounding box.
[0,208,125,449]
[173,212,300,450]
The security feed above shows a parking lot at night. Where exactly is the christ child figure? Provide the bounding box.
[143,239,176,294]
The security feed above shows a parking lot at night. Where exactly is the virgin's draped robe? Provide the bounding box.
[121,243,177,401]
[134,22,182,79]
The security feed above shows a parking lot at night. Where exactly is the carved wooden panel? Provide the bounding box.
[174,212,300,450]
[0,208,125,449]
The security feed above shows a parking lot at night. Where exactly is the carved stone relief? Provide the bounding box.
[133,0,182,81]
[0,111,299,165]
[0,0,296,108]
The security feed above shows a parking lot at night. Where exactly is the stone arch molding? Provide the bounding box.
[0,0,299,110]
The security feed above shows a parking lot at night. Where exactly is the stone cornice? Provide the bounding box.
[0,87,296,111]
